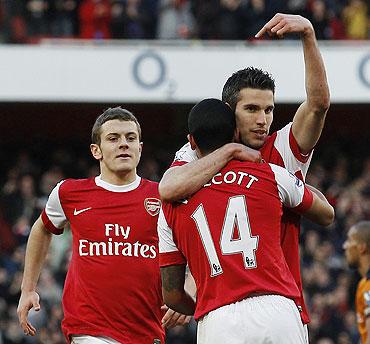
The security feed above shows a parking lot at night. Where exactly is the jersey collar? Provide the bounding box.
[95,175,141,192]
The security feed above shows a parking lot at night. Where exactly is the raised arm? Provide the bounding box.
[256,13,330,154]
[159,143,261,202]
[17,216,52,336]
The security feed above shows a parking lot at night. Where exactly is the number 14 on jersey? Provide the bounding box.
[191,195,259,277]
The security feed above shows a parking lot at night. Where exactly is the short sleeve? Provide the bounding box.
[269,164,313,213]
[158,208,187,266]
[274,123,313,178]
[171,142,198,167]
[41,181,67,235]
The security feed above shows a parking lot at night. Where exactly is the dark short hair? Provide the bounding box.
[188,98,235,154]
[354,221,370,251]
[91,107,142,144]
[222,67,275,111]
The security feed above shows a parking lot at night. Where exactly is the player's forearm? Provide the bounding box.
[161,265,196,315]
[163,290,196,316]
[21,217,52,292]
[292,27,330,153]
[184,270,197,300]
[306,184,328,203]
[302,28,330,115]
[159,143,239,202]
[304,187,334,227]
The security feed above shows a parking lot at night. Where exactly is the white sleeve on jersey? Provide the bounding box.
[44,180,68,229]
[274,123,313,179]
[173,142,198,163]
[158,208,179,254]
[269,164,306,208]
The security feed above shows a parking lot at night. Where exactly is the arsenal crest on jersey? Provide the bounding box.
[144,198,161,216]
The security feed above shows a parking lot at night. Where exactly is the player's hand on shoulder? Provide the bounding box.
[17,290,40,336]
[255,13,314,39]
[232,143,262,163]
[161,305,192,329]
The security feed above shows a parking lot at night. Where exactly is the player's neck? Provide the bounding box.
[100,170,137,186]
[359,257,370,278]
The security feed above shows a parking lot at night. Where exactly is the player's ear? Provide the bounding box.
[359,241,368,255]
[188,134,197,150]
[90,144,102,160]
[139,142,143,154]
[233,128,241,143]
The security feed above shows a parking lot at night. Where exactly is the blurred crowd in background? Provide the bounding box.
[0,0,369,43]
[0,136,369,344]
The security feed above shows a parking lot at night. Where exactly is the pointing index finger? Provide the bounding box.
[255,26,267,38]
[255,14,281,38]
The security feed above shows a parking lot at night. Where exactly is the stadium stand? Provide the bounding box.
[0,0,368,43]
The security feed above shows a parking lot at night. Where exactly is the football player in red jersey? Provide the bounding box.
[343,221,370,344]
[158,98,334,344]
[158,13,330,341]
[17,107,190,344]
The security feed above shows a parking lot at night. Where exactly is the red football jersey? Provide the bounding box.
[159,161,313,320]
[170,123,313,323]
[42,176,164,344]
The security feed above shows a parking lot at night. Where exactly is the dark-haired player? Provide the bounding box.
[17,107,190,344]
[159,13,330,341]
[343,221,370,344]
[158,98,334,343]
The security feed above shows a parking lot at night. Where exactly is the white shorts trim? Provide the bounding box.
[303,324,309,344]
[197,295,306,344]
[71,335,121,344]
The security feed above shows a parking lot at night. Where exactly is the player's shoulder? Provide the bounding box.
[59,177,95,192]
[138,178,159,195]
[263,122,291,147]
[227,159,274,174]
[173,142,197,164]
[358,277,370,302]
[361,273,370,290]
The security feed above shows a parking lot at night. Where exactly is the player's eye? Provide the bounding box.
[245,106,257,112]
[265,107,274,114]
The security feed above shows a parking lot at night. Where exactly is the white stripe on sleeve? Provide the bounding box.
[45,181,68,229]
[269,164,306,208]
[158,208,179,254]
[173,142,198,163]
[274,123,313,179]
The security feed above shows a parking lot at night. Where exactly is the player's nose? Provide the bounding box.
[118,137,129,148]
[256,111,267,125]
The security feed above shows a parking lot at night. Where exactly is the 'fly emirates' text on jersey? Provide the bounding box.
[42,176,164,344]
[170,122,313,324]
[158,161,313,320]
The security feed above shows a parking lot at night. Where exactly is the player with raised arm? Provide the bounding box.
[158,99,334,344]
[158,13,330,337]
[17,107,190,344]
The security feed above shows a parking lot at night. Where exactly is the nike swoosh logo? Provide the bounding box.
[73,207,92,216]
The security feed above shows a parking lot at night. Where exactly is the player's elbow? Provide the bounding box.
[158,181,178,202]
[318,96,330,115]
[163,291,184,311]
[312,94,330,117]
[319,205,335,227]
